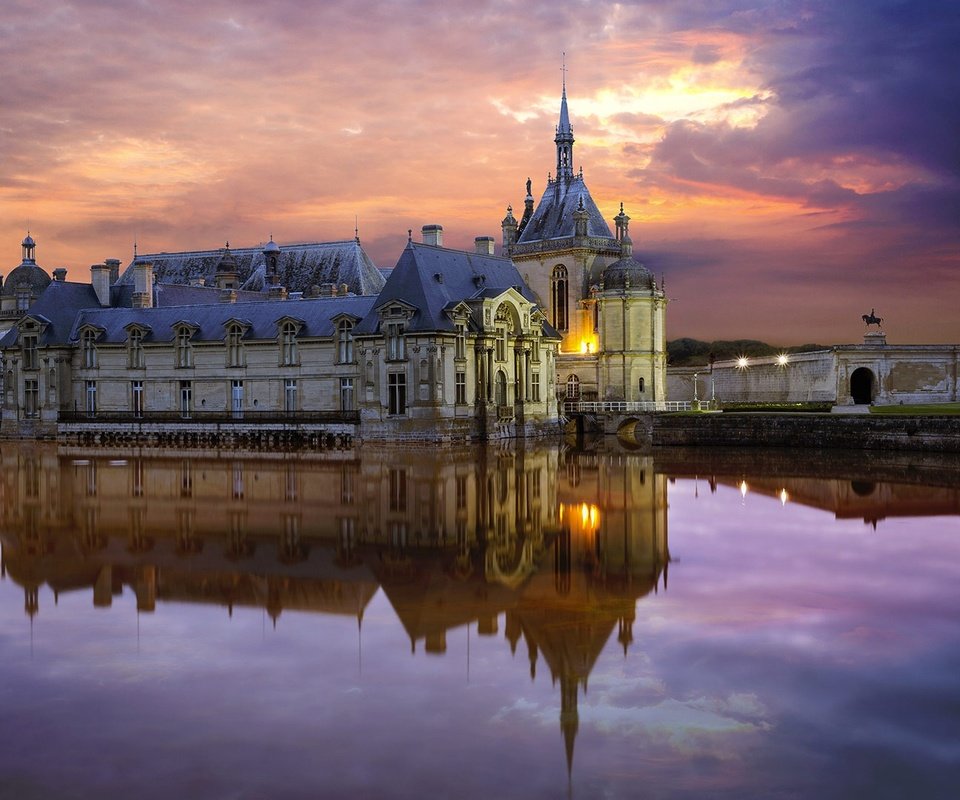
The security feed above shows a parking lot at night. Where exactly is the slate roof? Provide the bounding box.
[110,282,263,308]
[0,278,376,348]
[2,261,51,297]
[68,296,377,344]
[355,242,550,336]
[516,176,614,244]
[117,240,385,297]
[0,281,100,347]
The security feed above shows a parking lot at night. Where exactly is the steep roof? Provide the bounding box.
[355,242,539,335]
[516,176,614,244]
[117,240,385,297]
[110,282,263,308]
[0,281,100,347]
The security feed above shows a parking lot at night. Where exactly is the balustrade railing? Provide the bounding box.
[563,400,692,414]
[58,410,360,425]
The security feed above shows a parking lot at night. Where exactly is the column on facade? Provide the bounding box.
[486,347,494,402]
[524,347,532,403]
[475,345,484,405]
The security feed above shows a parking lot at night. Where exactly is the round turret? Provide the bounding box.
[601,254,654,292]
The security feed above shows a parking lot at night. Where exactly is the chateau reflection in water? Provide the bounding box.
[0,443,668,773]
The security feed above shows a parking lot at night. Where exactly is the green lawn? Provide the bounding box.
[869,403,960,415]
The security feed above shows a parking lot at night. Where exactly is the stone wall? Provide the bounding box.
[646,413,960,453]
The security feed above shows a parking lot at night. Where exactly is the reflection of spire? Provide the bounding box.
[559,673,579,783]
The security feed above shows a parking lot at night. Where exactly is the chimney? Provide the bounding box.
[90,263,111,306]
[105,258,121,284]
[133,261,154,309]
[53,268,68,282]
[320,283,336,297]
[421,224,443,247]
[339,283,348,296]
[268,285,287,301]
[475,236,495,255]
[191,277,206,287]
[219,288,238,304]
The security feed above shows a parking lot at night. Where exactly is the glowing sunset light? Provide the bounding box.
[0,1,956,344]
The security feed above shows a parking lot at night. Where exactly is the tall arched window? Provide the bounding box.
[566,374,581,399]
[551,265,568,331]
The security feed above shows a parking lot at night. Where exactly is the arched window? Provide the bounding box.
[551,265,568,331]
[226,324,244,367]
[280,322,298,365]
[566,374,581,399]
[495,370,507,407]
[638,377,645,393]
[337,319,354,364]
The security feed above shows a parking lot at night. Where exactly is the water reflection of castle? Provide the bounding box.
[0,443,669,775]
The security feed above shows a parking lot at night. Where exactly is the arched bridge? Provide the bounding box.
[563,400,693,436]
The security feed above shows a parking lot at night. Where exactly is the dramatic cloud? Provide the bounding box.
[1,0,957,343]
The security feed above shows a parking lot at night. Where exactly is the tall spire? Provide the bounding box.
[555,52,575,182]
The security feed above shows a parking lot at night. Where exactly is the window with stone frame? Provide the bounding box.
[455,371,466,405]
[284,379,298,412]
[455,322,467,360]
[81,329,98,369]
[531,371,541,402]
[280,321,299,366]
[176,327,194,368]
[388,372,406,415]
[21,332,38,370]
[386,322,406,361]
[226,323,244,367]
[337,319,354,364]
[24,379,39,418]
[128,328,145,369]
[340,377,354,411]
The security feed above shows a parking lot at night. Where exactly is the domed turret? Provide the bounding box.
[215,242,240,290]
[2,233,51,310]
[601,253,654,292]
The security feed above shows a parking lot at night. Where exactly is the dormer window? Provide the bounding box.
[128,328,145,369]
[176,326,194,368]
[386,322,405,361]
[337,319,354,364]
[16,291,30,312]
[455,323,466,360]
[226,323,244,367]
[81,329,98,369]
[280,321,299,366]
[21,332,38,370]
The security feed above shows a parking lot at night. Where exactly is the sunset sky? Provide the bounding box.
[1,0,957,344]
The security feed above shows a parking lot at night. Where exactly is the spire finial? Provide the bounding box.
[407,229,412,242]
[561,51,567,96]
[225,240,229,249]
[355,215,359,243]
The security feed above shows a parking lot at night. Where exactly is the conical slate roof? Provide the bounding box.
[516,177,613,244]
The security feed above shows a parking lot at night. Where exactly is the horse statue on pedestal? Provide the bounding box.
[862,308,883,328]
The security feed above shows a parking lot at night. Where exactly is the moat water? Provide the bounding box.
[0,441,958,799]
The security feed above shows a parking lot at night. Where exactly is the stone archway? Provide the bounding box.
[850,367,874,404]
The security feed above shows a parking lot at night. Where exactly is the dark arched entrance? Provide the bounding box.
[850,367,874,404]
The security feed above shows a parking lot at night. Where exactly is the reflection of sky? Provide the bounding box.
[2,478,960,799]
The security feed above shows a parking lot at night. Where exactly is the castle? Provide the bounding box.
[0,84,666,443]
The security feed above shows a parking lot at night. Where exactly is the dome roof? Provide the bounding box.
[216,246,238,273]
[263,238,280,253]
[2,262,51,296]
[601,255,654,292]
[21,234,35,248]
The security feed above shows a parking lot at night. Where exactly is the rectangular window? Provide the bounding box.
[280,322,298,366]
[386,323,405,361]
[176,329,192,368]
[455,323,466,360]
[131,380,144,417]
[495,329,505,362]
[455,371,466,405]
[531,338,540,363]
[284,379,297,413]
[85,380,96,416]
[128,329,144,369]
[455,475,467,511]
[340,377,354,411]
[231,380,244,418]
[531,371,541,402]
[16,292,30,312]
[82,331,97,369]
[387,372,406,415]
[24,379,39,418]
[227,326,243,367]
[338,321,354,364]
[179,380,192,418]
[22,334,38,370]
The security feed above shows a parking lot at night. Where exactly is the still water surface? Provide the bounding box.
[0,442,958,799]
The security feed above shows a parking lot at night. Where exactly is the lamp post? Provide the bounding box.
[692,372,699,410]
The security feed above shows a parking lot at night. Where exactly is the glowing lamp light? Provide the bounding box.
[580,341,588,354]
[780,488,789,505]
[739,480,748,498]
[777,353,789,366]
[736,356,749,370]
